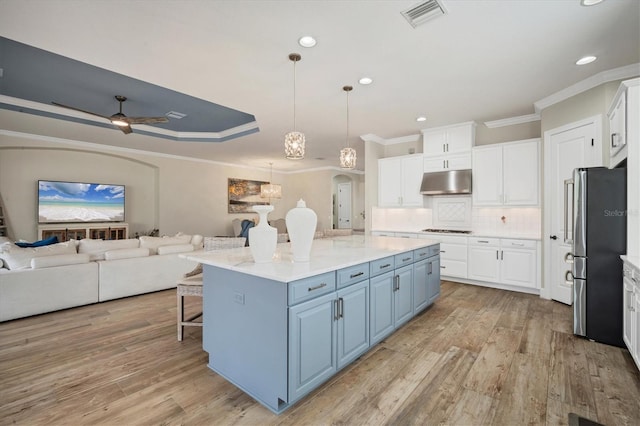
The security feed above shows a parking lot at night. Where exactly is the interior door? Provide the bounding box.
[337,182,352,229]
[545,118,601,304]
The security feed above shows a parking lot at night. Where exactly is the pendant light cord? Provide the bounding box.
[346,89,350,148]
[293,59,297,131]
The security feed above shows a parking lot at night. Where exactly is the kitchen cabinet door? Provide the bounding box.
[378,157,403,206]
[369,271,395,345]
[288,292,337,402]
[427,256,441,304]
[502,140,539,205]
[467,244,500,282]
[634,289,640,368]
[422,122,475,155]
[623,274,635,353]
[500,246,537,289]
[609,90,627,166]
[378,155,423,207]
[336,280,369,369]
[423,153,471,172]
[472,146,502,205]
[413,258,429,313]
[394,265,414,327]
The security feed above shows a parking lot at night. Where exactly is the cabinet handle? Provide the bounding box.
[394,275,399,291]
[443,143,446,153]
[428,262,432,275]
[478,240,490,243]
[496,250,499,260]
[440,265,446,269]
[402,257,411,262]
[501,250,504,260]
[611,132,619,148]
[334,299,340,321]
[339,297,344,318]
[443,159,446,169]
[439,250,446,253]
[308,283,327,292]
[511,242,525,247]
[349,272,364,279]
[379,263,391,269]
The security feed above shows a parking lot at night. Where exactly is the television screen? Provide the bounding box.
[38,180,125,223]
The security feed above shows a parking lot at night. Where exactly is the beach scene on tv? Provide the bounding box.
[38,181,125,223]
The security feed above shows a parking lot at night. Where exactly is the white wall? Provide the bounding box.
[0,132,363,240]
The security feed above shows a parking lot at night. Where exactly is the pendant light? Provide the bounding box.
[260,162,282,200]
[339,85,356,169]
[285,53,305,160]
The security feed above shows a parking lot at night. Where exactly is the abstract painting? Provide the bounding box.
[228,178,270,213]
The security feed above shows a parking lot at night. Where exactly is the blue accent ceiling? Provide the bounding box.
[0,36,258,140]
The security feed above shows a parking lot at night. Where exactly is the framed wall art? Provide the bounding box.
[228,178,270,213]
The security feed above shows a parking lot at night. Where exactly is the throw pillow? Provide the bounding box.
[15,236,59,248]
[139,234,192,255]
[103,247,150,261]
[78,238,140,261]
[156,244,194,255]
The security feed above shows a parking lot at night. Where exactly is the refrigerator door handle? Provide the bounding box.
[573,278,587,337]
[564,178,574,244]
[565,270,574,285]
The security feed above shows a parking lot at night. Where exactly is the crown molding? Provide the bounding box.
[360,133,420,146]
[484,113,541,129]
[534,63,640,112]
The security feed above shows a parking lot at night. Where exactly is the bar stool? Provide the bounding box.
[177,265,203,341]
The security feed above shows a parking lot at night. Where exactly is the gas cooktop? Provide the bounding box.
[422,228,472,234]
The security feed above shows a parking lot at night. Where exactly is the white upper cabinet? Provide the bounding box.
[423,152,472,173]
[422,122,476,156]
[378,154,424,207]
[472,138,540,206]
[608,86,628,168]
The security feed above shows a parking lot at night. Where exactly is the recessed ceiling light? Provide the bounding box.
[576,55,597,65]
[298,36,317,48]
[359,77,373,85]
[581,0,604,6]
[416,116,427,122]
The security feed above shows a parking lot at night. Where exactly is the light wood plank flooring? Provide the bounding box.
[1,281,639,425]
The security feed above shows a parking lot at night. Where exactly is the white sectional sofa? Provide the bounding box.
[0,234,201,322]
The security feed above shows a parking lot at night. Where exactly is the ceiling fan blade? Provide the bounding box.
[119,125,133,135]
[124,116,170,124]
[51,102,111,120]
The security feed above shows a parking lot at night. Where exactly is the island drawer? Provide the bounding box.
[370,256,395,277]
[414,244,439,261]
[394,251,414,268]
[288,272,336,305]
[337,262,370,289]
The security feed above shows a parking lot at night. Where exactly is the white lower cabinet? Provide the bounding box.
[468,238,538,290]
[623,260,640,371]
[419,234,468,279]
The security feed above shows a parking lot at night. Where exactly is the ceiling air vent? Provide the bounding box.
[401,0,447,28]
[166,111,187,120]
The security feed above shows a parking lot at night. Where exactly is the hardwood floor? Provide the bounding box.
[1,281,639,425]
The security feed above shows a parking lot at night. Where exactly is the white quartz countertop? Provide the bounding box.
[183,235,439,283]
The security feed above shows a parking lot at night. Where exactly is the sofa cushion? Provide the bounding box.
[139,235,192,255]
[156,244,194,255]
[78,238,140,261]
[104,247,150,261]
[0,240,77,270]
[31,253,90,269]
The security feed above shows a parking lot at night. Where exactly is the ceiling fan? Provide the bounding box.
[52,95,169,134]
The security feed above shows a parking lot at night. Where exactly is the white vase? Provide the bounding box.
[249,205,277,263]
[286,199,317,262]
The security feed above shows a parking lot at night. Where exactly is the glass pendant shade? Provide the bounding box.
[340,147,357,169]
[260,183,282,199]
[285,131,305,159]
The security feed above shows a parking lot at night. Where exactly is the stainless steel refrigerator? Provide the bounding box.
[566,167,627,347]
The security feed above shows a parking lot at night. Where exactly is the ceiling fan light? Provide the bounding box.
[340,147,357,169]
[111,119,129,127]
[285,131,305,159]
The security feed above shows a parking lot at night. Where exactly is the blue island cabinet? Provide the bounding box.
[199,240,439,414]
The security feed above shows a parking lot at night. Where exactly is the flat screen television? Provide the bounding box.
[38,180,125,224]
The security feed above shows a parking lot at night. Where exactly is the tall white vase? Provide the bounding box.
[249,205,277,263]
[286,199,317,262]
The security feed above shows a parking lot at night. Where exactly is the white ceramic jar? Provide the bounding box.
[286,199,317,262]
[249,205,277,263]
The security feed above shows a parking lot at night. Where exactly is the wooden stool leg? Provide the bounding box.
[177,292,184,341]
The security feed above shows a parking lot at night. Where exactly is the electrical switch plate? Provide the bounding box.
[233,292,245,304]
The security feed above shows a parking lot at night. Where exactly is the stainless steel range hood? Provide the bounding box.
[420,169,472,195]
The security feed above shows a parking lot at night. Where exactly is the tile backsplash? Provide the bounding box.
[371,206,541,238]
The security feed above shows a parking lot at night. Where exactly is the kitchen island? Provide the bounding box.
[184,235,440,414]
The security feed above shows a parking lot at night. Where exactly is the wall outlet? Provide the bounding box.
[233,292,245,305]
